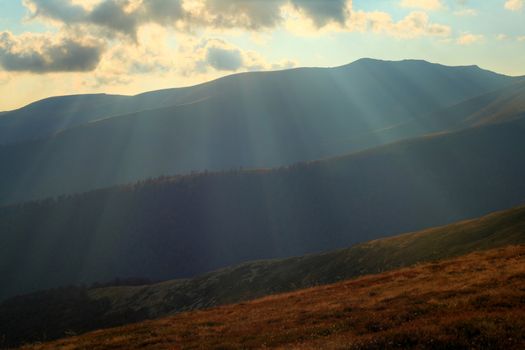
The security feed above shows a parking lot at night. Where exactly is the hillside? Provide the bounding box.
[0,59,521,204]
[1,116,525,301]
[17,245,525,349]
[1,204,524,347]
[417,80,525,131]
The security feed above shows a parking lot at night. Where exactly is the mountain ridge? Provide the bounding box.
[1,59,523,205]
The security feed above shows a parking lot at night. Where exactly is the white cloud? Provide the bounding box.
[349,11,451,39]
[400,0,444,11]
[87,24,175,86]
[453,8,477,16]
[504,0,523,11]
[456,33,483,45]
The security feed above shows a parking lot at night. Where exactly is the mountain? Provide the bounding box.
[0,59,516,146]
[10,245,525,349]
[416,79,525,131]
[1,116,525,301]
[0,59,521,205]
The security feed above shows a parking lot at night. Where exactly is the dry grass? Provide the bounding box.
[20,245,525,350]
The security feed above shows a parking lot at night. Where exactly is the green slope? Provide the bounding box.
[90,204,525,316]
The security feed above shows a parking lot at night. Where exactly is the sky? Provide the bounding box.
[0,0,524,111]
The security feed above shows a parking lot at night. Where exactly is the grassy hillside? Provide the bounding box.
[0,59,520,204]
[91,204,525,317]
[18,245,525,349]
[1,117,525,300]
[1,205,524,347]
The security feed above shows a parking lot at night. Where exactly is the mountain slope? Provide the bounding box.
[416,79,525,131]
[1,204,524,348]
[0,59,516,146]
[0,59,521,204]
[17,245,525,350]
[1,116,525,301]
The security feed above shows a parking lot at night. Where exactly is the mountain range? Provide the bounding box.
[1,59,525,301]
[0,59,523,205]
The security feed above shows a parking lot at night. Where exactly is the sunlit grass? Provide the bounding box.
[20,245,525,349]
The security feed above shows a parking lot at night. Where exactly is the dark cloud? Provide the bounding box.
[26,0,87,23]
[201,0,350,29]
[205,46,243,71]
[25,0,185,38]
[0,32,104,73]
[291,0,348,26]
[25,0,350,35]
[89,0,139,36]
[204,0,284,29]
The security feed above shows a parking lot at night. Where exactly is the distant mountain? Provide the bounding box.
[1,205,524,347]
[0,59,516,146]
[0,59,521,204]
[1,116,524,301]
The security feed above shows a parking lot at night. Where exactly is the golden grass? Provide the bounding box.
[20,245,525,350]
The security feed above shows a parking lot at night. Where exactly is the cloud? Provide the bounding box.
[453,8,477,16]
[200,0,284,30]
[349,11,451,39]
[290,0,348,26]
[23,1,450,41]
[25,0,352,36]
[206,45,243,71]
[86,24,175,86]
[0,31,104,73]
[24,0,185,39]
[197,0,350,30]
[189,39,297,74]
[456,33,483,45]
[400,0,444,11]
[12,0,451,81]
[504,0,523,11]
[0,71,10,84]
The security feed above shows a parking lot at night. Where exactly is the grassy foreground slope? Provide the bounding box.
[91,204,525,317]
[1,205,524,348]
[21,245,525,349]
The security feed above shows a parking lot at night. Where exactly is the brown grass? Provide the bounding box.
[20,245,525,350]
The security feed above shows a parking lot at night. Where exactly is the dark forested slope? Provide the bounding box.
[1,116,524,301]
